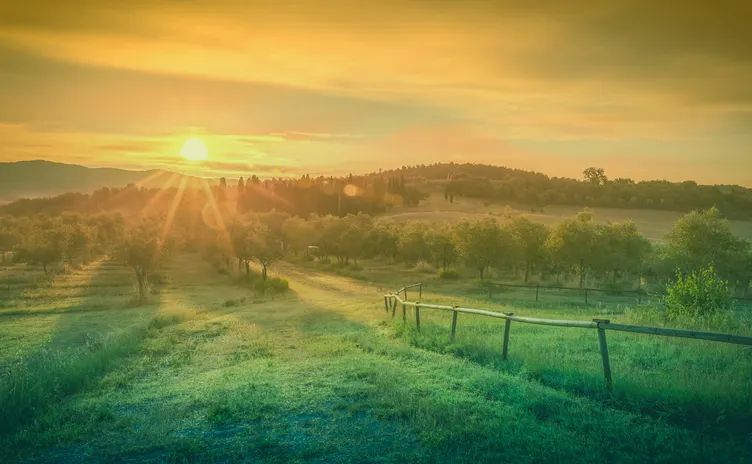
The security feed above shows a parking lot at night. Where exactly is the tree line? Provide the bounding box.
[371,162,752,219]
[0,173,428,218]
[2,203,750,303]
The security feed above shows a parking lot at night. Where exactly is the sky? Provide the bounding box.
[0,0,750,185]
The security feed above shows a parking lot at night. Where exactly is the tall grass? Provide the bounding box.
[0,313,183,438]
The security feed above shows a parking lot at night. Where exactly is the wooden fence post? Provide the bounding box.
[450,309,458,343]
[404,288,408,300]
[384,296,389,313]
[402,302,406,322]
[535,285,540,302]
[391,298,397,318]
[415,303,421,332]
[502,313,514,360]
[593,319,613,391]
[419,283,423,300]
[585,289,589,306]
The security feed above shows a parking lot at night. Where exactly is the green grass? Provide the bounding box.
[0,254,750,462]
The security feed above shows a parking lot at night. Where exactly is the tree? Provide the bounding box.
[598,220,651,284]
[115,218,163,302]
[15,226,68,274]
[398,222,430,264]
[0,229,21,264]
[663,207,751,285]
[424,226,455,270]
[250,223,283,280]
[453,218,516,280]
[339,215,371,265]
[583,167,608,185]
[507,217,549,282]
[282,216,316,256]
[230,221,255,275]
[546,211,601,288]
[66,223,94,265]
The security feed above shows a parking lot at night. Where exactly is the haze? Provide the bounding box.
[0,1,750,185]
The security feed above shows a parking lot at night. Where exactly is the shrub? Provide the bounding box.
[253,279,267,296]
[216,267,228,275]
[665,266,733,319]
[266,277,289,293]
[439,269,461,280]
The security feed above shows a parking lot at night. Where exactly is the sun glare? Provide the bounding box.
[180,137,209,161]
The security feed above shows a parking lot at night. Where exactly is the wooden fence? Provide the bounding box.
[383,283,752,391]
[484,282,752,307]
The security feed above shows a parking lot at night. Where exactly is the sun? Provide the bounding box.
[180,137,209,161]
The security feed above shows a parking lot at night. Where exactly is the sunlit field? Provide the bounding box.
[2,251,751,463]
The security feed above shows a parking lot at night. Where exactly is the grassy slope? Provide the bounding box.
[381,189,752,242]
[1,256,750,463]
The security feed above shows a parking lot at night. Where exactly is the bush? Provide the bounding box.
[252,277,290,296]
[266,277,289,293]
[665,266,733,319]
[253,279,267,296]
[216,267,228,275]
[439,269,461,280]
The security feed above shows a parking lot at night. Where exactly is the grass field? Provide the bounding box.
[1,254,751,463]
[381,189,752,242]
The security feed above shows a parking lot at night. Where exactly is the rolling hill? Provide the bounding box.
[0,160,202,203]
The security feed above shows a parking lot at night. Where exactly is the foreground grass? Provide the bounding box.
[1,254,750,462]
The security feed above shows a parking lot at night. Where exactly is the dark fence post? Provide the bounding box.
[391,298,397,318]
[450,309,458,343]
[585,289,589,306]
[404,288,408,301]
[593,319,613,391]
[502,313,514,360]
[415,303,421,332]
[536,285,540,302]
[384,296,389,313]
[419,283,423,300]
[402,302,406,322]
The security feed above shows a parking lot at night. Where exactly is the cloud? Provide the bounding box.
[1,1,751,184]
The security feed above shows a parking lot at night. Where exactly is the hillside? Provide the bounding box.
[372,163,752,220]
[0,160,201,203]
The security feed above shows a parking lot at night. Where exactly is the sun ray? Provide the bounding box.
[200,178,234,258]
[160,176,188,243]
[140,173,180,217]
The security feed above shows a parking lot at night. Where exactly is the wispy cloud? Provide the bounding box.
[0,1,750,184]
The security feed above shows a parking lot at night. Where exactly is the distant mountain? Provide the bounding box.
[0,160,203,203]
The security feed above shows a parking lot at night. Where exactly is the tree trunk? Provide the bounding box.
[238,258,242,271]
[524,262,530,282]
[479,267,484,281]
[245,261,250,275]
[262,264,268,281]
[137,272,145,301]
[42,262,47,274]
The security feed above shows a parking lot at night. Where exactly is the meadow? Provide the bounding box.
[1,251,751,463]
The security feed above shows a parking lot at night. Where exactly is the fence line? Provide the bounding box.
[483,281,752,306]
[383,283,752,391]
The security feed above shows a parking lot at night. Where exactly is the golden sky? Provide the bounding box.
[0,0,750,185]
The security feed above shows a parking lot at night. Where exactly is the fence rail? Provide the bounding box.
[484,281,752,306]
[383,283,752,391]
